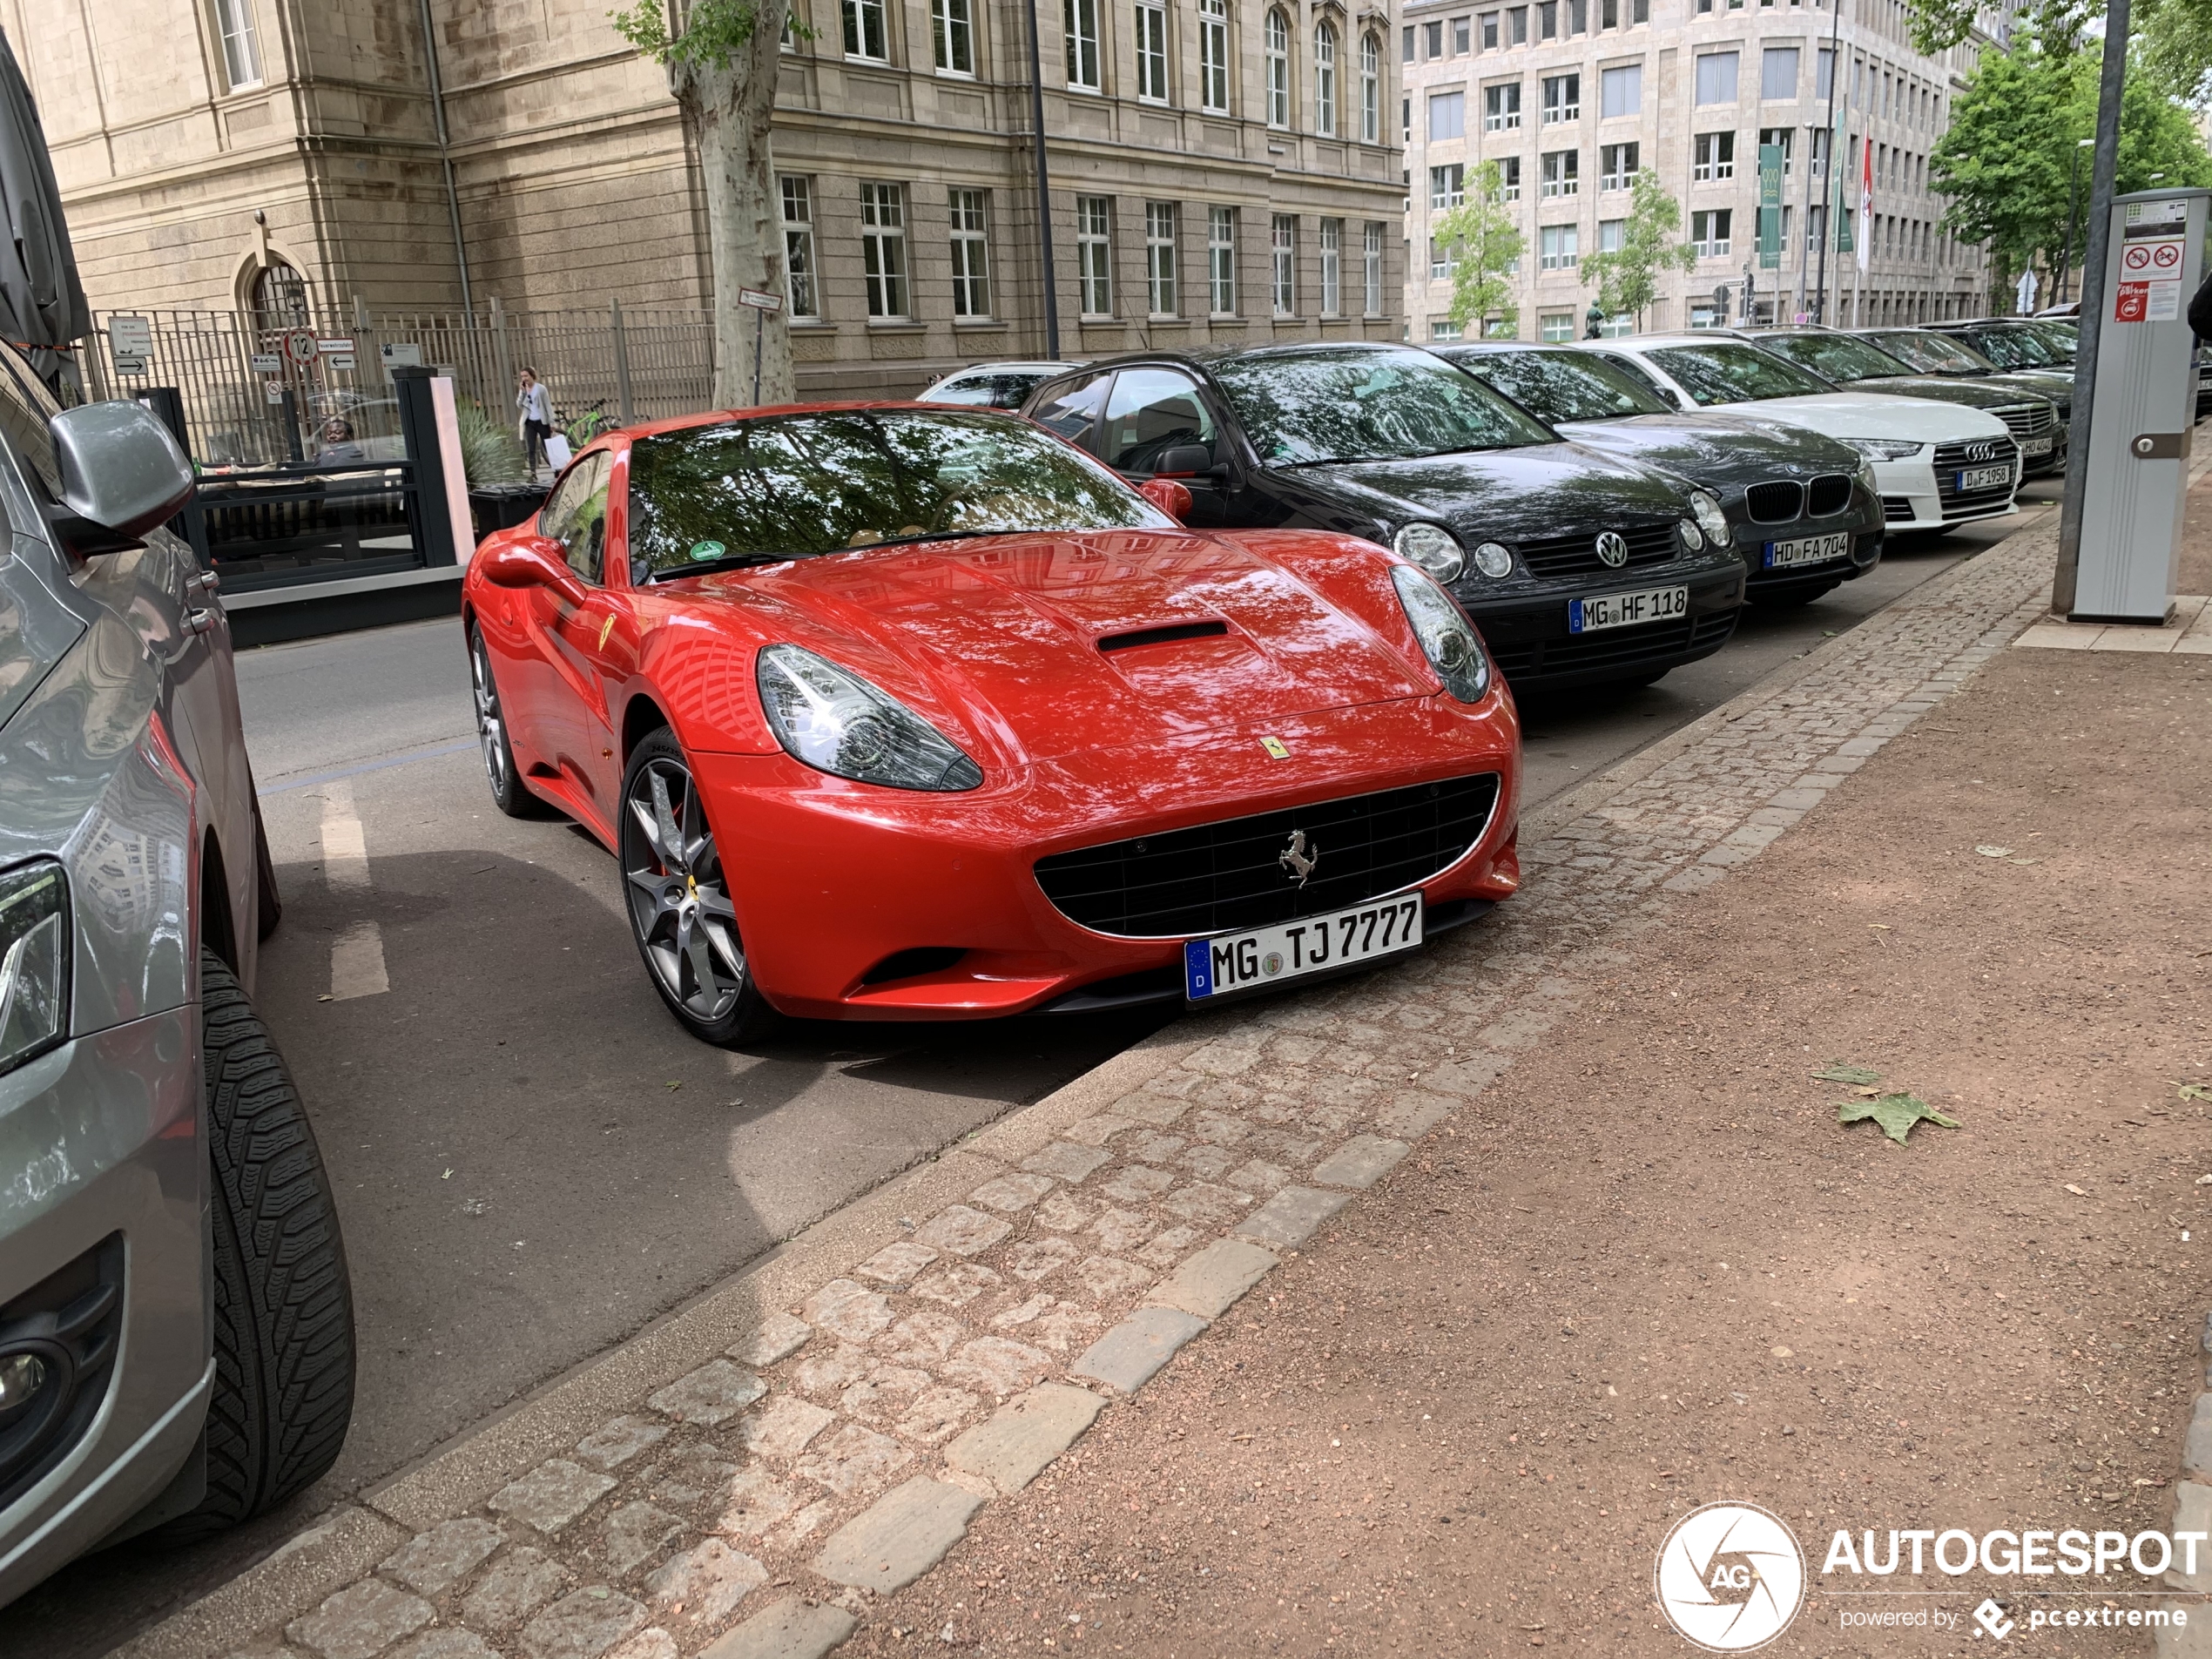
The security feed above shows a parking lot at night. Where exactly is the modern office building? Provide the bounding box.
[7,0,1405,396]
[1398,0,2013,341]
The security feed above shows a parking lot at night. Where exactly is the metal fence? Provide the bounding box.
[78,302,716,469]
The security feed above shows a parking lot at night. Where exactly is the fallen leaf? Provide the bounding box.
[1975,845,2014,858]
[1838,1092,1961,1145]
[1813,1063,1883,1086]
[2176,1083,2212,1103]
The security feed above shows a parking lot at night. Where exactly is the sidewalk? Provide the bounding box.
[134,480,2209,1659]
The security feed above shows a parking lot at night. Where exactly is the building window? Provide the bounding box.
[1428,90,1465,140]
[1431,319,1465,341]
[1599,141,1639,190]
[1359,32,1380,142]
[1761,45,1798,100]
[1078,195,1113,315]
[213,0,263,89]
[1691,207,1732,257]
[1497,155,1522,200]
[1313,22,1338,135]
[1540,149,1578,198]
[780,177,819,318]
[933,0,974,72]
[1146,201,1178,316]
[1364,222,1384,314]
[1694,51,1738,104]
[1540,72,1580,123]
[948,188,991,318]
[1599,63,1640,118]
[1689,303,1719,328]
[1509,5,1527,43]
[1539,222,1578,269]
[1271,214,1296,315]
[1201,0,1231,111]
[1539,0,1558,38]
[859,184,910,319]
[1402,96,1411,142]
[1429,233,1455,280]
[1402,23,1415,62]
[1692,131,1736,182]
[1480,10,1499,47]
[1429,164,1466,210]
[1319,219,1342,314]
[844,0,889,60]
[1425,19,1445,56]
[1597,217,1624,253]
[1815,44,1834,100]
[1135,0,1170,100]
[1757,127,1794,175]
[1482,82,1521,131]
[250,260,310,330]
[1453,14,1472,51]
[1065,0,1101,88]
[1208,206,1238,314]
[1600,0,1616,23]
[1265,10,1291,126]
[1539,310,1574,341]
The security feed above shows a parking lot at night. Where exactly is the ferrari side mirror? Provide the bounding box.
[480,538,590,606]
[1138,478,1192,523]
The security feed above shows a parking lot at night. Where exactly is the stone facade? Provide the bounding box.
[1397,0,2014,343]
[6,0,1406,396]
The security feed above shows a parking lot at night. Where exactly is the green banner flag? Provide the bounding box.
[1757,143,1784,269]
[1834,129,1855,253]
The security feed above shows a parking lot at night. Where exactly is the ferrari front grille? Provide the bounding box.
[1033,774,1501,940]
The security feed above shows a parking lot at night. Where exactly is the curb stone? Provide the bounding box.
[136,509,2068,1659]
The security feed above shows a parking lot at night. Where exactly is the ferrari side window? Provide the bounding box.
[1101,370,1217,475]
[539,452,610,584]
[1030,373,1109,448]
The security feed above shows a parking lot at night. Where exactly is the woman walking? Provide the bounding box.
[516,367,554,476]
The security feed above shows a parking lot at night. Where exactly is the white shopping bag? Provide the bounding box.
[544,434,573,469]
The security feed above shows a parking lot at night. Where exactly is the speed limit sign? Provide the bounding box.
[283,327,320,367]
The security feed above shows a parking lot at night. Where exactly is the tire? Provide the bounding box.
[471,623,554,819]
[252,795,282,941]
[1751,579,1844,609]
[160,948,354,1541]
[618,729,786,1045]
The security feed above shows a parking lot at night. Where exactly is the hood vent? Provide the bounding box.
[1096,620,1229,653]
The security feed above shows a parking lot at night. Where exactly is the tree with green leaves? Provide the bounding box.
[1433,161,1526,337]
[614,0,795,408]
[1578,171,1697,329]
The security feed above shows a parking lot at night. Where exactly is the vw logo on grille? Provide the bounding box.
[1278,829,1319,887]
[1965,441,1998,463]
[1595,531,1630,568]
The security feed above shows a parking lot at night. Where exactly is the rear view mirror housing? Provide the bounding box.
[1150,444,1219,479]
[1137,478,1192,523]
[480,537,590,607]
[46,401,196,555]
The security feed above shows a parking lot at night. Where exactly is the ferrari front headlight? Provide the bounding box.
[1392,565,1491,705]
[756,645,983,792]
[0,861,69,1077]
[1689,489,1731,548]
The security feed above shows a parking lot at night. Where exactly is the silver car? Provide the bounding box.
[0,348,354,1606]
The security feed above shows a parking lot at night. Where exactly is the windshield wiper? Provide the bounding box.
[647,551,794,581]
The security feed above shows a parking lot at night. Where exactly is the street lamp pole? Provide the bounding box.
[1023,0,1061,359]
[2056,138,2092,307]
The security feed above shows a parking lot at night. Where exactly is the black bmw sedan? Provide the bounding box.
[1019,345,1747,693]
[1436,341,1884,607]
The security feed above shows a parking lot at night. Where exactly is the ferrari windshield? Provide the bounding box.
[1646,343,1835,405]
[625,408,1169,577]
[1757,334,1915,383]
[1448,348,1673,422]
[1212,349,1555,465]
[1865,331,1997,375]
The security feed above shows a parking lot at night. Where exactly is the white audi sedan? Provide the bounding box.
[1572,335,2020,536]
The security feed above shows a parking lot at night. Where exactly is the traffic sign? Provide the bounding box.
[111,354,146,375]
[327,354,357,370]
[318,337,354,354]
[738,287,785,313]
[284,327,319,366]
[250,353,282,373]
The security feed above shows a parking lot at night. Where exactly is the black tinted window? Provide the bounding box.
[625,408,1166,577]
[1030,373,1110,445]
[0,348,64,498]
[1647,343,1833,404]
[1212,349,1554,465]
[1101,369,1217,472]
[1758,333,1912,382]
[1868,331,1992,374]
[1451,348,1671,421]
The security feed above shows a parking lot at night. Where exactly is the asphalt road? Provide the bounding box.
[3,489,2052,1656]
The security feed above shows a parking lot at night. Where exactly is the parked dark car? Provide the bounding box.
[0,353,355,1608]
[1438,342,1884,606]
[1019,344,1747,692]
[1926,318,2075,374]
[1855,327,2074,421]
[1740,329,2067,478]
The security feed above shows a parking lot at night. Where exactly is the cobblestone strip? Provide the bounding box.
[214,524,2061,1659]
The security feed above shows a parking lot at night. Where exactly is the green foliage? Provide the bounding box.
[2138,0,2212,102]
[1433,162,1526,336]
[1579,171,1698,325]
[611,0,763,68]
[1930,29,2212,293]
[1838,1091,1961,1145]
[455,398,527,487]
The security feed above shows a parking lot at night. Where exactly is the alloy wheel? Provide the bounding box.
[472,637,508,799]
[623,756,745,1022]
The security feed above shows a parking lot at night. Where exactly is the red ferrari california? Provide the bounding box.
[462,403,1521,1042]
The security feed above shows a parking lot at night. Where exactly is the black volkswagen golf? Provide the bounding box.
[1019,345,1748,692]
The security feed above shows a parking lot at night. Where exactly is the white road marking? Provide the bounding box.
[320,781,388,999]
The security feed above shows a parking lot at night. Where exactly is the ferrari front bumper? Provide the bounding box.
[692,691,1521,1021]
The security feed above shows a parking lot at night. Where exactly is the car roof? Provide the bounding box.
[607,400,1039,444]
[933,361,1079,376]
[1052,341,1443,378]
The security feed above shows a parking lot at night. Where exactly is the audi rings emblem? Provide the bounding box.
[1595,531,1630,568]
[1965,441,1998,463]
